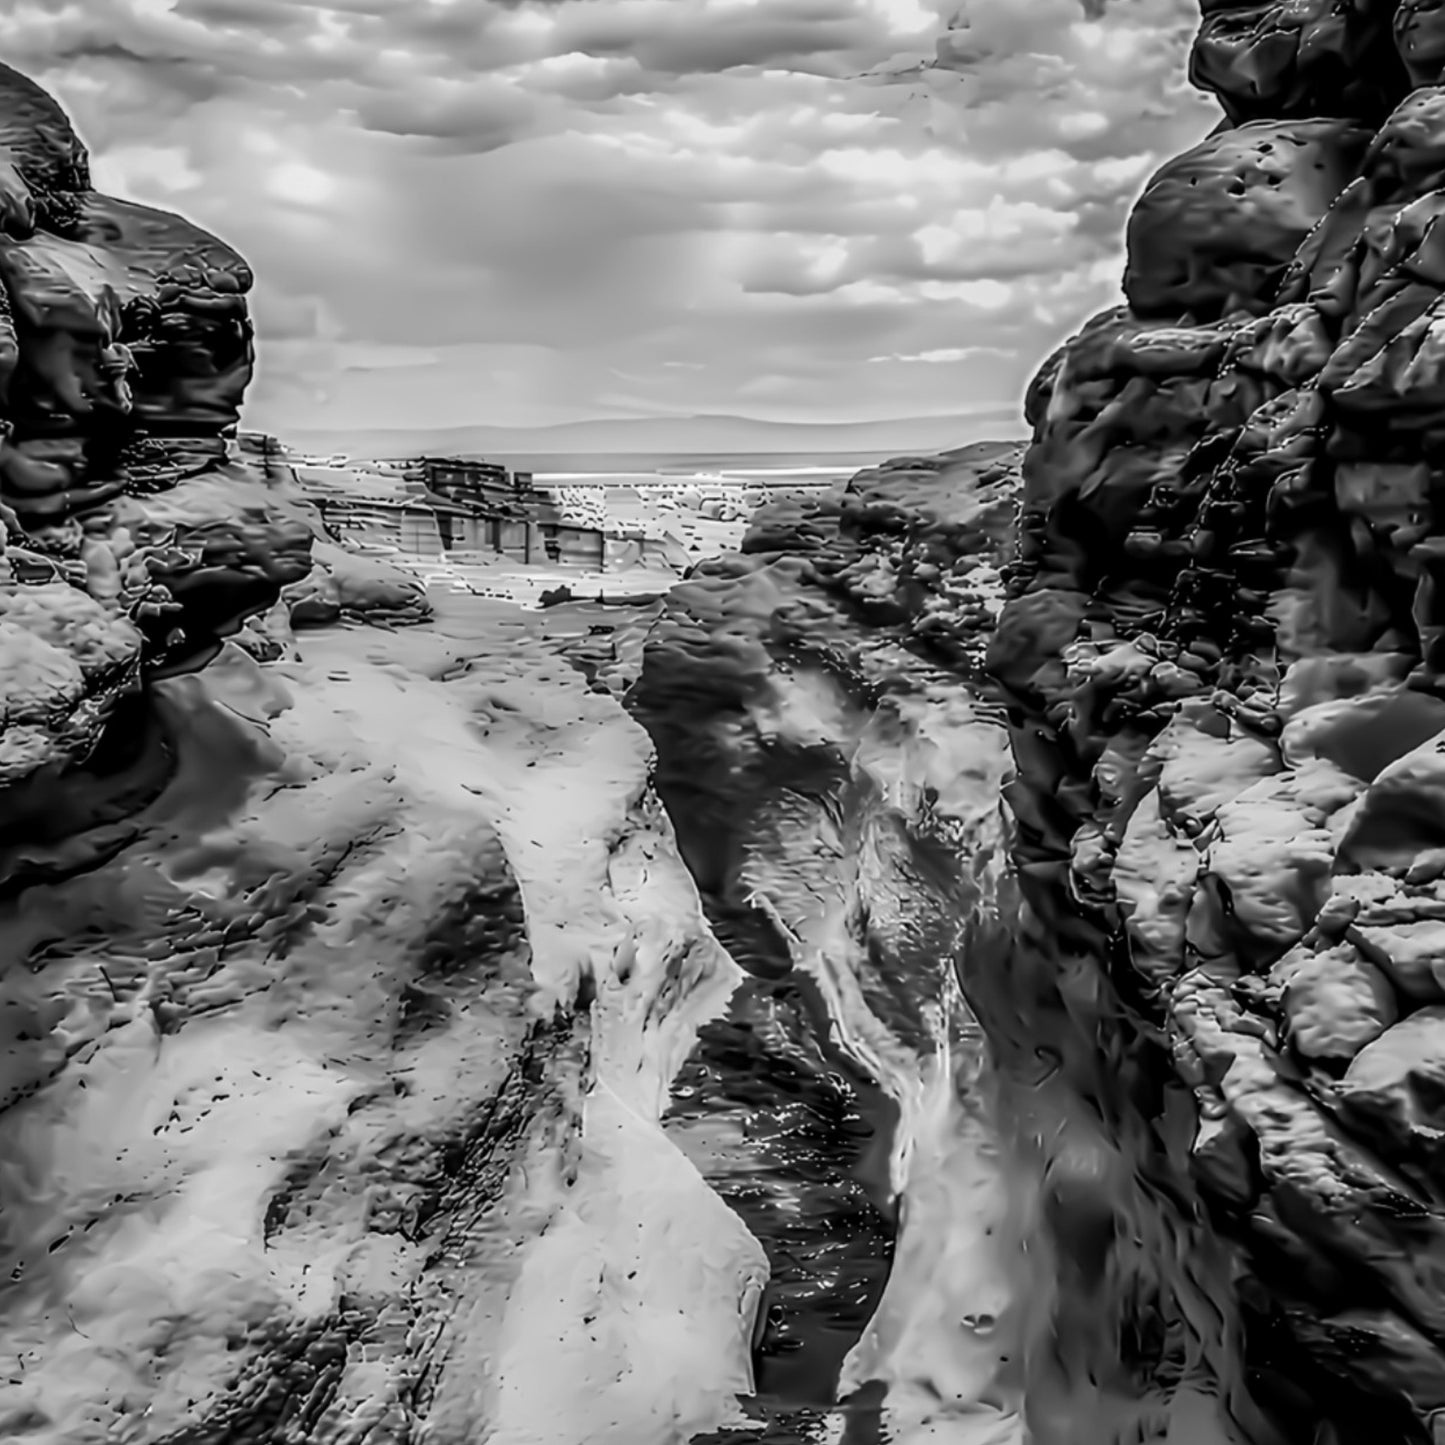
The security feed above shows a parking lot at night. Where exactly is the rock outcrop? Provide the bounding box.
[986,3,1445,1439]
[0,58,316,795]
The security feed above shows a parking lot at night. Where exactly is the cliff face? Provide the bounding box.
[988,3,1445,1439]
[0,57,312,803]
[625,443,1252,1444]
[625,6,1445,1443]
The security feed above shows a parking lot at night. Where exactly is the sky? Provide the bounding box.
[4,0,1219,436]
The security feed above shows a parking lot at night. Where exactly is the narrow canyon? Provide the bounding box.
[2,4,1445,1443]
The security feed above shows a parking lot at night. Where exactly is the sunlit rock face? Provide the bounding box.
[0,67,763,1445]
[0,624,772,1444]
[988,2,1445,1439]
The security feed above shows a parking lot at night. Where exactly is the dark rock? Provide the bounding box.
[985,0,1445,1434]
[0,63,313,787]
[1123,119,1373,320]
[1190,0,1405,125]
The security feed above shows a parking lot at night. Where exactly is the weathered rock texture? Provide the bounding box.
[987,3,1445,1439]
[627,443,1260,1445]
[19,8,1445,1439]
[628,444,1037,1441]
[0,61,337,800]
[0,66,761,1445]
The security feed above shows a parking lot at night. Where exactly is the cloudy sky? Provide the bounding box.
[5,0,1218,436]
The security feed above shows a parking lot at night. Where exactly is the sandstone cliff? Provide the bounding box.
[987,3,1445,1440]
[625,6,1445,1442]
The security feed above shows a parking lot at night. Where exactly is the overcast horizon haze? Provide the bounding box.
[7,0,1218,440]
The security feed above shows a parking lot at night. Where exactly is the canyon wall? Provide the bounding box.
[985,2,1445,1439]
[628,442,1040,1440]
[10,2,1445,1438]
[625,439,1250,1444]
[627,5,1445,1442]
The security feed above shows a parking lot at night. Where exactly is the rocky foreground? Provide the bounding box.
[7,4,1445,1443]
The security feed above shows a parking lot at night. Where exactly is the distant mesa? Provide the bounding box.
[277,444,777,582]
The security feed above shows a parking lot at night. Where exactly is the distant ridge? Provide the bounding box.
[276,409,1026,461]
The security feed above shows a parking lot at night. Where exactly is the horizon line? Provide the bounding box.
[266,408,1024,435]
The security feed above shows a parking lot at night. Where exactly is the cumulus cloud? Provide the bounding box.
[1,0,1220,435]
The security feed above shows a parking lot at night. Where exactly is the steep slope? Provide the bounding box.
[629,444,1058,1442]
[625,437,1266,1444]
[624,7,1445,1443]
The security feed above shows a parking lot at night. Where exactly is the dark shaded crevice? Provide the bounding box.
[0,689,174,897]
[664,902,899,1441]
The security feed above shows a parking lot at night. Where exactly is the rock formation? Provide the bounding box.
[623,5,1445,1442]
[16,0,1445,1437]
[0,57,312,799]
[0,64,761,1445]
[985,2,1445,1439]
[628,444,1035,1440]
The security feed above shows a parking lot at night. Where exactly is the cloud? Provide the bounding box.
[350,76,543,151]
[1,0,1220,435]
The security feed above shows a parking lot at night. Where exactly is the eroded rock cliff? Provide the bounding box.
[0,55,308,795]
[987,3,1445,1440]
[623,6,1445,1443]
[14,2,1445,1437]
